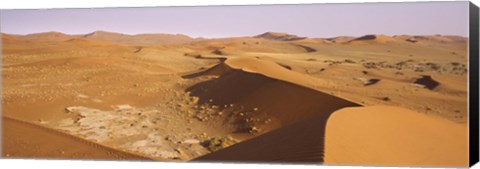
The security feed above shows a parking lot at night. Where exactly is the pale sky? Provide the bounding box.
[0,1,470,38]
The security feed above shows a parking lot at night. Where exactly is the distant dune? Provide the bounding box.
[22,31,80,41]
[324,36,356,43]
[3,31,467,45]
[82,31,195,44]
[5,30,196,45]
[347,34,407,44]
[254,32,306,41]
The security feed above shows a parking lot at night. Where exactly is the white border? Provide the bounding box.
[0,0,472,9]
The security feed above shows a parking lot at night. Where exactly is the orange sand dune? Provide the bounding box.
[225,57,332,90]
[189,38,313,55]
[187,57,360,163]
[324,106,468,167]
[195,105,467,167]
[194,110,335,163]
[2,116,150,160]
[185,57,360,130]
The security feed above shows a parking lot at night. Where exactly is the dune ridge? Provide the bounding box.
[195,105,468,167]
[185,57,360,126]
[182,57,360,163]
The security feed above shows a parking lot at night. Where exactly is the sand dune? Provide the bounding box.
[22,31,80,41]
[413,35,468,44]
[188,37,314,55]
[324,36,356,43]
[2,116,150,160]
[324,106,468,167]
[189,58,360,163]
[185,57,360,132]
[83,30,195,44]
[347,34,407,44]
[194,109,336,163]
[195,105,467,167]
[254,32,306,41]
[2,31,469,166]
[8,30,196,45]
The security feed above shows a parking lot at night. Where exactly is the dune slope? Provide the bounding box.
[324,106,468,167]
[2,117,150,160]
[190,57,361,163]
[194,111,336,163]
[185,57,360,131]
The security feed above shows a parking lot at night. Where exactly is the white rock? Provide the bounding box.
[115,104,133,110]
[77,94,89,99]
[183,139,200,144]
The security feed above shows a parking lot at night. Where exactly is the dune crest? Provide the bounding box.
[186,60,361,128]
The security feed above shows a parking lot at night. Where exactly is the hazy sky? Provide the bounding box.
[0,1,469,38]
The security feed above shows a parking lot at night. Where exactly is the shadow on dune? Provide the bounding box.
[193,110,337,163]
[413,75,440,90]
[184,62,360,163]
[294,44,317,53]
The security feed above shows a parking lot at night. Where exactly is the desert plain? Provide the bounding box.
[1,31,470,167]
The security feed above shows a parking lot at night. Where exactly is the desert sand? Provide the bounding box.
[1,31,469,166]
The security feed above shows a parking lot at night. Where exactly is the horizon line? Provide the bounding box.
[1,30,469,39]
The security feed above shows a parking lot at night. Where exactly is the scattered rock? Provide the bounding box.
[201,136,238,152]
[249,126,259,134]
[353,77,380,86]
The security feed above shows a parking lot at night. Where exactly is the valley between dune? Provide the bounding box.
[1,31,469,167]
